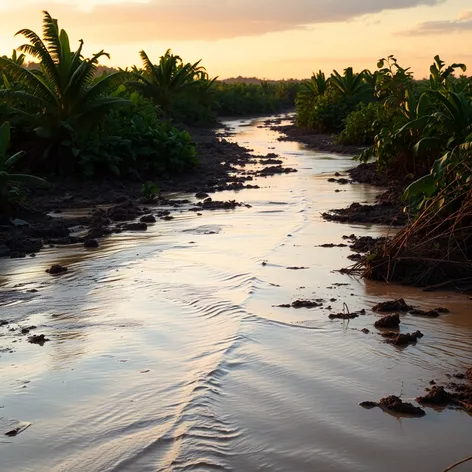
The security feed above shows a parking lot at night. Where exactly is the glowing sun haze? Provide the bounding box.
[0,0,470,79]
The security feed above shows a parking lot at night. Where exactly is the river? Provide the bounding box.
[1,115,471,472]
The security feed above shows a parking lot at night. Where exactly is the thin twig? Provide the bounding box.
[442,455,472,472]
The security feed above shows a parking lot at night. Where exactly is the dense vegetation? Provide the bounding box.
[295,55,472,286]
[0,11,298,212]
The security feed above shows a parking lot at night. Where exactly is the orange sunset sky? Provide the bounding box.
[0,0,471,79]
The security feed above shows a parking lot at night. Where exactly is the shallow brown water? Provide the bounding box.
[1,115,472,472]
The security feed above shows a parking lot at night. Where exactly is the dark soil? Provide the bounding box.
[46,264,68,275]
[409,309,441,318]
[322,202,408,226]
[321,162,413,227]
[28,334,50,345]
[379,396,426,417]
[382,331,424,346]
[0,128,279,259]
[374,313,401,328]
[271,122,365,156]
[373,298,411,313]
[417,386,452,405]
[416,368,472,412]
[344,235,388,254]
[329,309,365,320]
[361,396,426,417]
[291,299,324,309]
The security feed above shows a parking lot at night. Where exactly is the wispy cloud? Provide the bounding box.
[403,9,472,35]
[0,0,443,41]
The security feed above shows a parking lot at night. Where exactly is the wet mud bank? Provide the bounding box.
[0,127,295,259]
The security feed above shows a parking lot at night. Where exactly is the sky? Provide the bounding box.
[0,0,471,79]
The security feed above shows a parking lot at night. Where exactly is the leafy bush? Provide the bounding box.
[338,102,394,145]
[296,90,351,132]
[76,89,198,178]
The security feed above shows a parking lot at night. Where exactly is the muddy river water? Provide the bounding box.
[1,116,471,472]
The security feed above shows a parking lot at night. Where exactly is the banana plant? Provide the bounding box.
[295,71,328,108]
[129,49,209,114]
[0,11,128,172]
[429,55,466,91]
[329,67,373,102]
[0,122,48,210]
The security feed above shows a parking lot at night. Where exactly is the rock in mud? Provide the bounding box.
[46,264,68,275]
[28,334,50,345]
[195,192,209,199]
[374,314,401,328]
[125,222,148,231]
[382,331,424,346]
[417,386,452,405]
[140,215,156,223]
[373,298,411,313]
[379,396,426,417]
[84,239,99,249]
[361,328,370,334]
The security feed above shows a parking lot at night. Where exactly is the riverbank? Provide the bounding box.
[0,126,296,259]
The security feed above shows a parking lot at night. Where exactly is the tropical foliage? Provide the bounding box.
[0,12,129,173]
[0,122,48,211]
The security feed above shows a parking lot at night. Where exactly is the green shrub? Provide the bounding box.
[296,90,351,132]
[338,102,394,145]
[76,89,198,178]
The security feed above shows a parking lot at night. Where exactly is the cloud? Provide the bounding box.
[0,0,444,42]
[403,10,472,35]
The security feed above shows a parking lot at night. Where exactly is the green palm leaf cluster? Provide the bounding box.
[129,49,213,114]
[0,11,128,170]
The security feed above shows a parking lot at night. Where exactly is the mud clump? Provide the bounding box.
[257,165,297,177]
[84,239,99,249]
[359,401,378,409]
[287,267,309,270]
[417,386,452,405]
[46,264,67,275]
[373,298,411,313]
[195,192,209,199]
[292,300,323,309]
[193,198,249,211]
[374,313,401,329]
[277,300,323,309]
[140,215,157,223]
[347,235,387,254]
[125,223,148,231]
[409,309,440,318]
[382,331,424,346]
[28,334,50,345]
[322,202,407,226]
[319,243,348,248]
[379,396,426,417]
[361,396,426,416]
[329,309,365,320]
